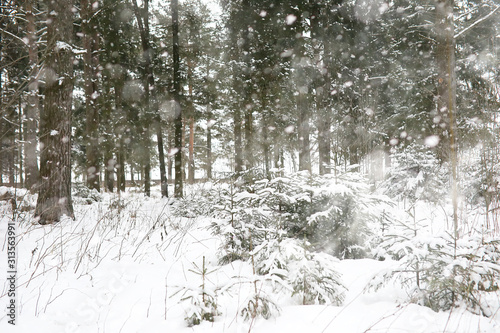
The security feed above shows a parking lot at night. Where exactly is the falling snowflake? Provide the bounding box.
[425,135,440,148]
[285,125,295,134]
[286,14,297,25]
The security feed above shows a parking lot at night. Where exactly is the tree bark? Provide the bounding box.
[114,77,126,192]
[186,50,195,185]
[312,2,332,175]
[436,0,457,157]
[297,75,311,172]
[172,0,183,197]
[229,6,243,173]
[25,0,39,191]
[104,150,114,192]
[234,108,243,173]
[35,0,74,224]
[188,117,195,183]
[131,0,154,197]
[206,104,212,179]
[435,0,458,238]
[0,0,4,184]
[261,95,270,177]
[168,126,173,180]
[244,103,253,170]
[82,0,100,191]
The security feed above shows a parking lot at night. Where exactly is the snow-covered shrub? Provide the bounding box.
[172,182,228,218]
[0,186,35,213]
[180,288,220,327]
[240,293,279,321]
[174,257,220,326]
[461,151,500,222]
[211,169,391,261]
[210,177,284,264]
[269,171,391,258]
[212,217,255,264]
[370,226,500,315]
[72,182,103,204]
[253,238,345,305]
[381,144,448,205]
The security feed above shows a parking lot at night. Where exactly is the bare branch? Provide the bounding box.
[455,5,500,39]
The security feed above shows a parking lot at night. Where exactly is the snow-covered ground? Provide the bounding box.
[1,185,499,332]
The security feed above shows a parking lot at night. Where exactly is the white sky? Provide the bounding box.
[200,0,222,17]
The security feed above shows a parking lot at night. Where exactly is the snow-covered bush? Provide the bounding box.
[72,182,103,204]
[211,216,258,264]
[461,151,500,219]
[268,170,391,258]
[209,174,287,264]
[181,288,220,327]
[370,225,500,315]
[0,186,35,213]
[174,257,220,327]
[254,238,345,305]
[240,293,280,321]
[381,144,448,206]
[172,182,228,218]
[211,169,391,261]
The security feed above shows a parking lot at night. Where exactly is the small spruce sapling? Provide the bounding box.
[254,238,345,305]
[174,256,220,326]
[370,228,500,316]
[240,233,280,321]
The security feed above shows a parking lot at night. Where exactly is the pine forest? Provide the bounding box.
[0,0,500,332]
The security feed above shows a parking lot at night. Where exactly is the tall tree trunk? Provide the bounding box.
[188,117,195,183]
[82,0,100,191]
[229,9,243,173]
[8,129,14,186]
[0,3,4,185]
[234,107,243,173]
[157,124,168,196]
[244,103,253,170]
[312,2,332,175]
[18,100,23,186]
[114,78,126,192]
[151,39,167,196]
[182,119,187,180]
[168,126,173,180]
[172,0,183,197]
[117,145,125,191]
[187,54,195,185]
[273,144,280,169]
[263,120,269,176]
[152,65,167,196]
[435,0,458,238]
[131,0,153,197]
[35,0,74,224]
[206,104,212,179]
[205,62,213,180]
[104,150,114,192]
[261,94,270,177]
[241,2,253,171]
[25,0,39,191]
[297,77,311,172]
[132,0,168,198]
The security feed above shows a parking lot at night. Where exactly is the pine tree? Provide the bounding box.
[172,0,183,197]
[435,0,458,239]
[35,0,75,224]
[24,0,40,191]
[132,0,168,197]
[82,0,101,191]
